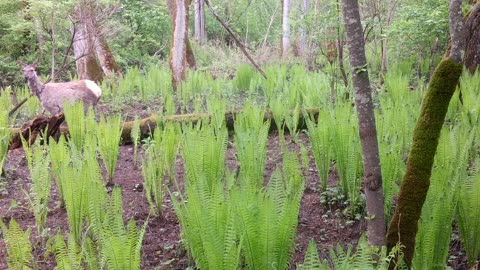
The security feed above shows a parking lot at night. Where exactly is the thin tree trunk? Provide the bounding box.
[169,0,189,91]
[281,0,291,58]
[95,35,121,77]
[386,0,465,268]
[341,0,386,247]
[194,0,207,43]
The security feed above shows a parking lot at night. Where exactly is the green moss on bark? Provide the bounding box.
[386,58,463,268]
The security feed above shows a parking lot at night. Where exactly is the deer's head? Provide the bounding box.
[18,60,39,80]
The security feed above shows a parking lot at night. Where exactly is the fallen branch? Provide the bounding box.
[8,108,321,150]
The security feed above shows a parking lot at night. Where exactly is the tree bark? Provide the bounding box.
[194,0,207,43]
[386,0,465,268]
[169,0,190,91]
[95,35,121,78]
[341,0,386,247]
[295,0,309,57]
[281,0,291,58]
[71,2,104,82]
[464,3,480,74]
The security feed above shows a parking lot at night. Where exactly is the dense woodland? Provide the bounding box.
[1,0,480,269]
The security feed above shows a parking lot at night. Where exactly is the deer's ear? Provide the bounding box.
[32,60,39,68]
[17,60,26,67]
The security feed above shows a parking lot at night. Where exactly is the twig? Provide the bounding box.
[204,0,267,79]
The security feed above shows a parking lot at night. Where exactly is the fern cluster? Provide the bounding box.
[0,219,34,269]
[97,114,123,183]
[0,89,12,176]
[22,139,51,235]
[234,104,270,189]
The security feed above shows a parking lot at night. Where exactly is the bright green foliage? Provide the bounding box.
[174,121,240,270]
[63,102,87,151]
[297,236,408,270]
[152,123,178,183]
[49,136,69,206]
[142,148,165,216]
[98,187,146,270]
[131,116,141,168]
[49,233,82,270]
[457,160,480,267]
[0,218,33,270]
[331,104,362,207]
[234,64,254,91]
[235,149,304,270]
[182,122,228,190]
[234,104,270,189]
[0,89,11,176]
[297,240,328,270]
[306,110,333,191]
[97,114,123,183]
[22,140,51,235]
[413,127,474,269]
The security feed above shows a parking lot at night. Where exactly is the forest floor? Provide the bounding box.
[0,102,471,269]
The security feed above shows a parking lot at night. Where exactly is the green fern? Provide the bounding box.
[48,232,82,270]
[306,110,333,191]
[0,90,12,177]
[173,122,241,270]
[98,187,147,270]
[142,148,166,216]
[297,240,329,270]
[457,160,480,267]
[0,218,34,269]
[413,127,474,269]
[130,115,141,169]
[97,114,123,183]
[63,101,87,150]
[21,139,51,235]
[234,104,270,189]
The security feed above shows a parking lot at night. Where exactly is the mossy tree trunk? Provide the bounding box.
[341,0,386,247]
[386,0,465,268]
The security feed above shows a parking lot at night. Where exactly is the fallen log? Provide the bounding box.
[9,108,321,150]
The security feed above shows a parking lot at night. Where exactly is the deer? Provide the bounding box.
[18,61,102,115]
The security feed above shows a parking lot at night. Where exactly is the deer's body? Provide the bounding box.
[20,62,102,115]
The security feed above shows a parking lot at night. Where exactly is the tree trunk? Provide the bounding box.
[169,0,190,91]
[464,3,480,74]
[194,0,207,43]
[71,4,103,82]
[295,0,309,57]
[95,35,121,78]
[281,0,291,58]
[386,0,465,268]
[341,0,386,247]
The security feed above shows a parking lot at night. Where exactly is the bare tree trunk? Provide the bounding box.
[295,0,309,57]
[95,35,121,77]
[168,0,196,71]
[71,3,103,82]
[194,0,207,43]
[341,0,386,247]
[386,0,465,268]
[281,0,291,58]
[169,0,190,91]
